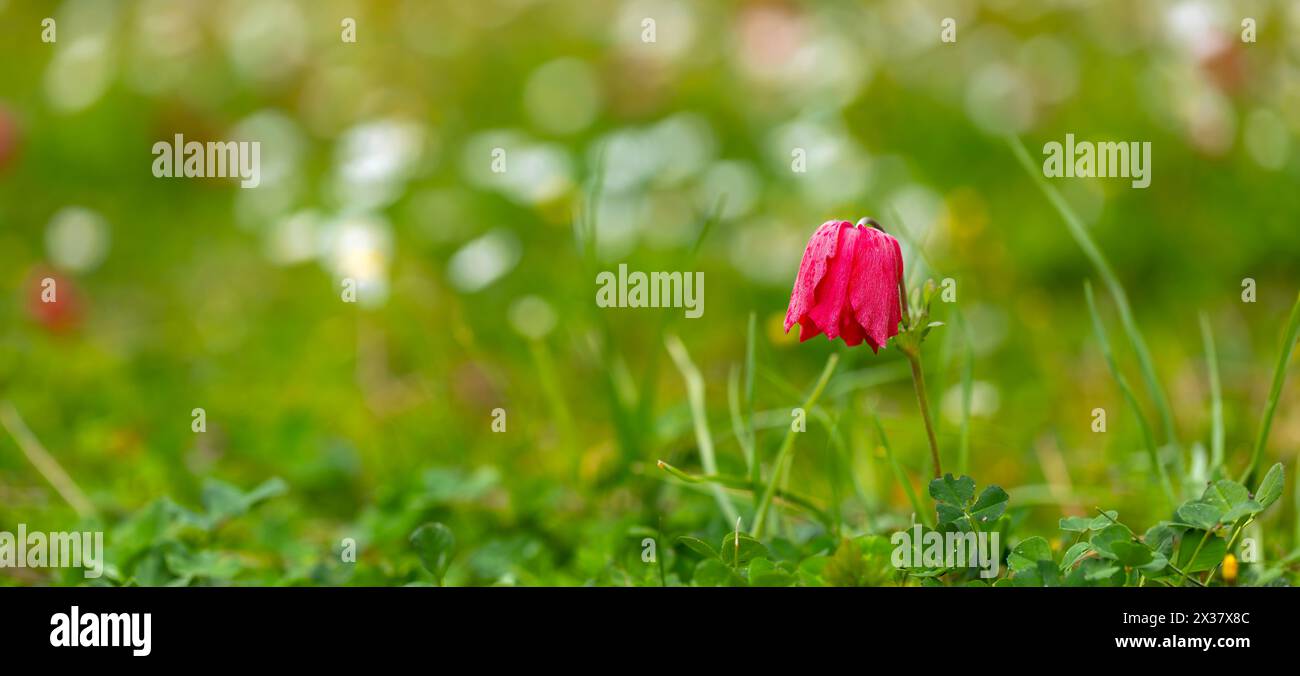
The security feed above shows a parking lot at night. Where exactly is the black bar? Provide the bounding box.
[0,587,1291,661]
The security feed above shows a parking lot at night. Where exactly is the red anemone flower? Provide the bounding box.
[784,219,903,352]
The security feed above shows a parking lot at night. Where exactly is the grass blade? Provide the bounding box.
[654,460,832,527]
[752,353,838,538]
[1009,136,1178,453]
[575,148,645,467]
[745,312,759,497]
[690,194,726,258]
[0,401,96,518]
[728,364,755,471]
[822,362,911,397]
[1084,282,1175,506]
[529,340,577,473]
[573,143,605,264]
[665,335,740,524]
[1240,291,1300,484]
[872,412,931,528]
[634,195,729,472]
[1199,313,1224,474]
[957,310,974,476]
[820,412,844,535]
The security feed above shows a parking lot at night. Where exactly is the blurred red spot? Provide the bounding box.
[25,268,83,333]
[1200,41,1246,93]
[0,104,19,174]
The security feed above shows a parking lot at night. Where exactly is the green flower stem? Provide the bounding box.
[898,280,943,479]
[906,351,942,480]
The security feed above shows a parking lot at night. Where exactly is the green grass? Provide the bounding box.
[2,2,1299,588]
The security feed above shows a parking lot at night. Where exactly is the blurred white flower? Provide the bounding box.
[592,114,715,194]
[265,210,322,266]
[233,110,305,188]
[768,117,871,206]
[783,31,871,106]
[1165,1,1228,61]
[615,0,696,60]
[219,0,306,84]
[46,207,109,272]
[133,0,202,58]
[333,119,428,210]
[503,144,574,204]
[508,296,558,339]
[591,192,643,261]
[593,129,656,193]
[524,58,602,135]
[320,214,393,307]
[877,0,942,60]
[462,130,573,205]
[646,114,715,186]
[126,0,202,95]
[45,35,114,113]
[447,229,521,293]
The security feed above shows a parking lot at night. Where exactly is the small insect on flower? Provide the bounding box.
[784,219,903,352]
[1222,553,1238,584]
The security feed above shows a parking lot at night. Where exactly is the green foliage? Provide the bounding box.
[3,0,1300,592]
[1256,463,1285,510]
[929,474,1008,532]
[410,523,456,585]
[92,478,288,586]
[1037,467,1290,587]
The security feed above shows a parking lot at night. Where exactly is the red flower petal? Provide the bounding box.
[784,220,850,334]
[805,224,860,341]
[785,219,905,351]
[849,227,903,350]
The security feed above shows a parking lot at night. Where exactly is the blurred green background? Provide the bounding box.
[2,0,1299,585]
